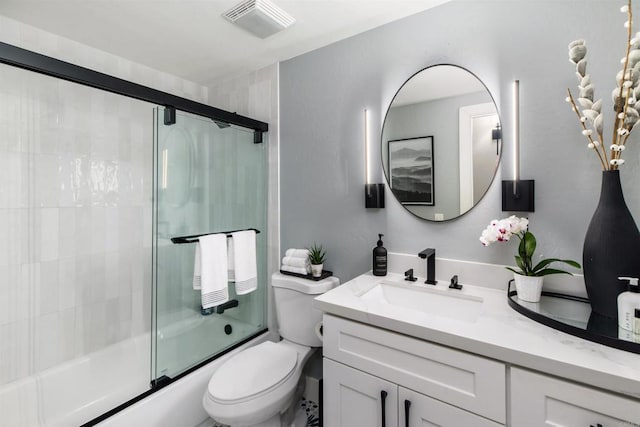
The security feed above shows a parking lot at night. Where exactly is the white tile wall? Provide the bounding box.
[208,63,280,337]
[0,15,211,396]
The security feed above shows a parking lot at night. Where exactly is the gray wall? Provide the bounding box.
[280,0,640,282]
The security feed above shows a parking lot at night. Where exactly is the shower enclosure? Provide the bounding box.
[0,43,268,426]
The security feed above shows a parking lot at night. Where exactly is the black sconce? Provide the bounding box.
[492,123,502,155]
[502,80,535,212]
[364,109,385,209]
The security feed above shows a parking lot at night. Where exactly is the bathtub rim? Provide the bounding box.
[82,327,268,427]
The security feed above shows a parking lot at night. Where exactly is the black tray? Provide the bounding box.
[279,269,333,281]
[507,280,640,354]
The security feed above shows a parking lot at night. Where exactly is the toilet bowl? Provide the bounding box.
[203,273,338,427]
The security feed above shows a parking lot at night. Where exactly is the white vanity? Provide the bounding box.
[313,257,640,426]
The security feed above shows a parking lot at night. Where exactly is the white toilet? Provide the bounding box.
[203,272,338,427]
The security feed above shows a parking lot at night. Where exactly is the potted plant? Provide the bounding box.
[307,243,327,278]
[480,216,581,302]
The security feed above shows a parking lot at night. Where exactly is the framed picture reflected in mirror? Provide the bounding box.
[388,136,434,206]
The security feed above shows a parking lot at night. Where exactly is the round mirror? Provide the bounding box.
[381,65,501,221]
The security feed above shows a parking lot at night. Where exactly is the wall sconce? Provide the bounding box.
[492,123,502,155]
[364,108,385,209]
[502,80,535,212]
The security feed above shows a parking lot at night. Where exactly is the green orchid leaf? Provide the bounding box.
[515,255,527,274]
[506,266,524,275]
[532,258,581,273]
[523,231,537,259]
[536,268,574,276]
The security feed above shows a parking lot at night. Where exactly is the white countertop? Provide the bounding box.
[314,270,640,399]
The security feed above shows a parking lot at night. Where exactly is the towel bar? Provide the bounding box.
[171,228,260,244]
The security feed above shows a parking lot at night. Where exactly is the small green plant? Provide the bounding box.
[307,243,326,265]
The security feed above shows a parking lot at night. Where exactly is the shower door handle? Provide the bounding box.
[380,390,388,427]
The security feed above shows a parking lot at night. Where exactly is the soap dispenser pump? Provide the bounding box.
[617,276,640,331]
[372,234,387,276]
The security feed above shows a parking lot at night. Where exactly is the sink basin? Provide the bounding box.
[359,280,484,322]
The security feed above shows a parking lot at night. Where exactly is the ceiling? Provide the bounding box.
[0,0,450,88]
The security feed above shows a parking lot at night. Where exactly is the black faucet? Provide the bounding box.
[404,268,417,282]
[418,248,436,285]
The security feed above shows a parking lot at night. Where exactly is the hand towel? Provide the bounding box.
[285,248,310,259]
[230,230,258,295]
[193,243,202,290]
[199,234,229,309]
[281,265,309,275]
[282,256,310,270]
[227,236,235,282]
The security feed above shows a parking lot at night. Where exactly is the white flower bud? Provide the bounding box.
[619,159,626,165]
[580,116,587,122]
[619,112,626,119]
[624,80,634,88]
[593,140,600,146]
[622,5,629,13]
[565,96,571,102]
[625,21,631,29]
[582,129,592,136]
[588,143,595,149]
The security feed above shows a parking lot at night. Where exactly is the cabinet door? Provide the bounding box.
[323,358,398,427]
[399,387,503,427]
[323,314,506,423]
[511,368,640,426]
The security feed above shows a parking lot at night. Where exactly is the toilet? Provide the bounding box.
[203,272,339,427]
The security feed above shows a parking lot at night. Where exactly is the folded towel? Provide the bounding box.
[281,265,309,275]
[199,234,229,309]
[193,243,202,290]
[282,256,310,270]
[285,248,310,259]
[231,230,258,295]
[227,236,235,282]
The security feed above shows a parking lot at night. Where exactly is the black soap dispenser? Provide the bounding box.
[373,234,387,276]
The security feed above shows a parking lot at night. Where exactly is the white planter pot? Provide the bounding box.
[311,264,323,278]
[514,273,544,303]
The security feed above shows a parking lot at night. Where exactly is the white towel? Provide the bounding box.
[230,230,258,295]
[199,234,229,309]
[281,265,309,275]
[285,248,310,259]
[227,237,235,282]
[282,256,310,270]
[193,243,202,290]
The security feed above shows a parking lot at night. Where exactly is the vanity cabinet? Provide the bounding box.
[324,358,502,427]
[510,368,640,426]
[322,314,506,425]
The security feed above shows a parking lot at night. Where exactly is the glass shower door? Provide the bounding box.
[152,108,267,382]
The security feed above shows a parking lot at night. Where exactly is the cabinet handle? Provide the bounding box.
[380,390,388,427]
[404,399,411,427]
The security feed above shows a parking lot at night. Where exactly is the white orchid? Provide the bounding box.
[480,217,580,277]
[566,0,638,170]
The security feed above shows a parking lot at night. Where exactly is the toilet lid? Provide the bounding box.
[208,341,298,402]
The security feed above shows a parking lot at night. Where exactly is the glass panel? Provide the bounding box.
[0,63,153,426]
[153,108,267,381]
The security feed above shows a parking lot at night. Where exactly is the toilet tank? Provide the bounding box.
[272,272,339,347]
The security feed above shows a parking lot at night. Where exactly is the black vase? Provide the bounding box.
[583,170,640,319]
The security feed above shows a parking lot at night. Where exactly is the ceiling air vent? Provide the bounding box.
[222,0,295,39]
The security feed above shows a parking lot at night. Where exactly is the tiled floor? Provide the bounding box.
[208,397,320,427]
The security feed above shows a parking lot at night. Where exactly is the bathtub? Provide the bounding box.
[0,333,150,427]
[0,314,270,427]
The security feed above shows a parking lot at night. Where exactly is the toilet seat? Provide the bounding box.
[207,341,298,404]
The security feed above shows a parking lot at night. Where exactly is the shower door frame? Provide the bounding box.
[0,42,268,135]
[0,41,270,426]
